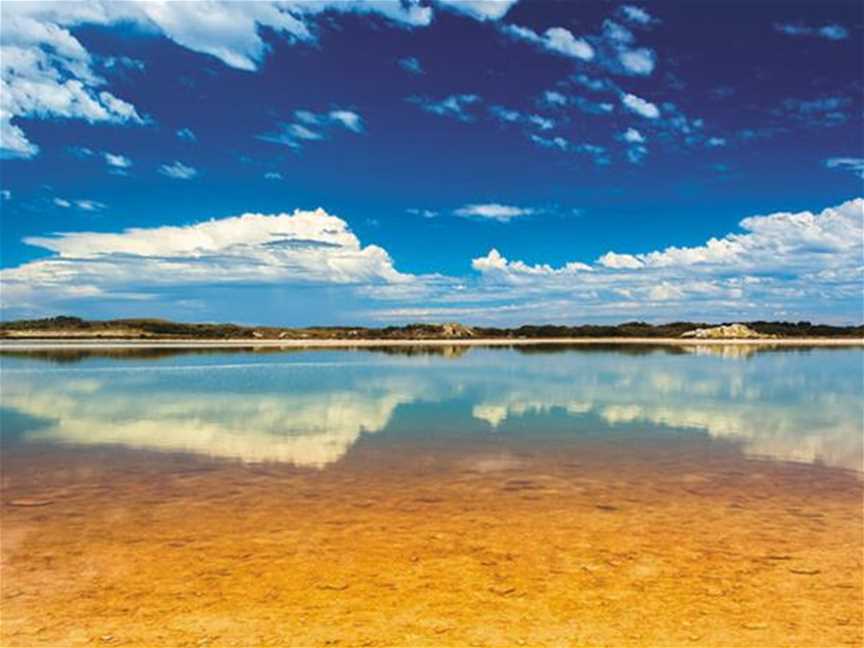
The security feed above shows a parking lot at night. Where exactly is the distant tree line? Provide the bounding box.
[1,316,862,339]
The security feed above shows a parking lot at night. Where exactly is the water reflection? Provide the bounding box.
[1,347,861,471]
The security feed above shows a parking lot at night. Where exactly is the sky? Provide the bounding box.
[0,0,862,326]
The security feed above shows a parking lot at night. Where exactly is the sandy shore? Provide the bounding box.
[2,440,862,647]
[0,336,861,350]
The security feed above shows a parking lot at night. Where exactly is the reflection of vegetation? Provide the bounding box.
[0,344,474,365]
[512,344,689,356]
[367,345,471,359]
[2,316,862,341]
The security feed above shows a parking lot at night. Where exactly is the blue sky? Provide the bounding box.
[1,0,862,325]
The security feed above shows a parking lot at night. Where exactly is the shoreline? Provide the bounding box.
[1,336,862,350]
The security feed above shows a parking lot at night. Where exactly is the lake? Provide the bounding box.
[1,345,862,646]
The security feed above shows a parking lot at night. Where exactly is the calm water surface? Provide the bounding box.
[1,345,862,646]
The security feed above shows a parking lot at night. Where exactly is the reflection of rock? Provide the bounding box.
[683,345,767,359]
[681,323,771,339]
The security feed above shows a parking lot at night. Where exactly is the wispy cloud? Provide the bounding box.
[104,152,132,174]
[619,5,655,26]
[406,208,439,219]
[454,203,536,222]
[825,158,864,178]
[0,1,517,158]
[774,22,848,40]
[158,161,198,180]
[177,128,196,142]
[259,109,364,148]
[397,56,423,74]
[778,95,850,127]
[408,94,482,122]
[54,197,106,210]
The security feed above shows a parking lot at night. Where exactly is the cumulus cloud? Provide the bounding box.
[4,199,862,324]
[774,22,848,40]
[436,0,520,21]
[504,24,594,61]
[621,127,645,143]
[158,160,197,180]
[454,203,536,222]
[259,108,363,148]
[409,94,482,121]
[621,92,660,118]
[458,198,864,323]
[2,208,413,314]
[0,0,518,158]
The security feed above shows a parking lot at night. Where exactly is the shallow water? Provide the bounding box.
[1,345,862,646]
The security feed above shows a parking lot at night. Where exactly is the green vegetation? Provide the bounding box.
[1,315,861,340]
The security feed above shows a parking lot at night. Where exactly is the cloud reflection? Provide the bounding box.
[1,348,861,471]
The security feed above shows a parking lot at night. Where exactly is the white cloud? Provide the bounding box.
[542,90,568,106]
[619,5,654,25]
[458,198,864,322]
[409,94,482,121]
[528,114,554,130]
[774,22,848,40]
[435,0,520,21]
[3,208,414,313]
[572,74,614,92]
[825,158,864,178]
[259,108,363,148]
[625,144,648,164]
[53,197,105,210]
[158,161,198,180]
[328,110,363,133]
[621,93,660,118]
[406,208,439,219]
[504,24,594,61]
[0,189,10,200]
[398,56,423,74]
[622,127,645,143]
[489,105,521,122]
[177,127,196,141]
[0,0,516,158]
[593,18,657,77]
[4,199,862,324]
[76,199,106,211]
[706,137,726,147]
[264,171,283,180]
[454,203,535,222]
[473,248,591,276]
[104,152,131,168]
[618,47,655,75]
[597,251,643,269]
[529,134,569,151]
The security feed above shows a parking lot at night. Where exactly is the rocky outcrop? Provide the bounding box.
[681,323,772,339]
[440,322,475,338]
